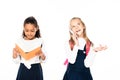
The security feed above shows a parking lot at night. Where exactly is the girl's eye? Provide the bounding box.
[24,30,35,32]
[31,30,34,32]
[77,23,80,25]
[25,30,28,32]
[31,29,37,32]
[72,26,75,27]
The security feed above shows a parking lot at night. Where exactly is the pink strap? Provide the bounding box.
[86,41,90,55]
[64,58,68,65]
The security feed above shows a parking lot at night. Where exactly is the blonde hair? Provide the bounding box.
[69,17,93,50]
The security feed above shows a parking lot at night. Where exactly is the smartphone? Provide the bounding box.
[69,29,74,35]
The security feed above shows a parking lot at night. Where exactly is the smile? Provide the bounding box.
[76,30,81,32]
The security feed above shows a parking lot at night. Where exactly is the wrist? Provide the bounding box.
[93,49,98,52]
[13,54,17,58]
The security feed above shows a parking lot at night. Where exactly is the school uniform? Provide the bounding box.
[13,37,46,80]
[63,38,96,80]
[16,63,43,80]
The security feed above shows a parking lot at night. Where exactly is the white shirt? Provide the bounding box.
[65,38,96,68]
[13,37,46,69]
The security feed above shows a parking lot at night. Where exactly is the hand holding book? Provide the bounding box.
[15,44,42,60]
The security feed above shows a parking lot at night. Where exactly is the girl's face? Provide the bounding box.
[70,19,84,37]
[24,23,37,40]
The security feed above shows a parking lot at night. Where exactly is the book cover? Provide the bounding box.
[15,44,42,60]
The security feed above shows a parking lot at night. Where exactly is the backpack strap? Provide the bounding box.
[86,41,91,56]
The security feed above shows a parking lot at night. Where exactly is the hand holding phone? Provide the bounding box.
[69,29,79,46]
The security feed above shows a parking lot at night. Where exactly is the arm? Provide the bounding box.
[13,48,18,59]
[84,44,107,67]
[65,41,79,64]
[84,47,96,68]
[36,39,46,62]
[12,47,21,64]
[40,40,46,62]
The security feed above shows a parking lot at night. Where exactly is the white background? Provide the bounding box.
[0,0,120,80]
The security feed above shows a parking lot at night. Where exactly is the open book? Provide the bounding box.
[15,44,42,60]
